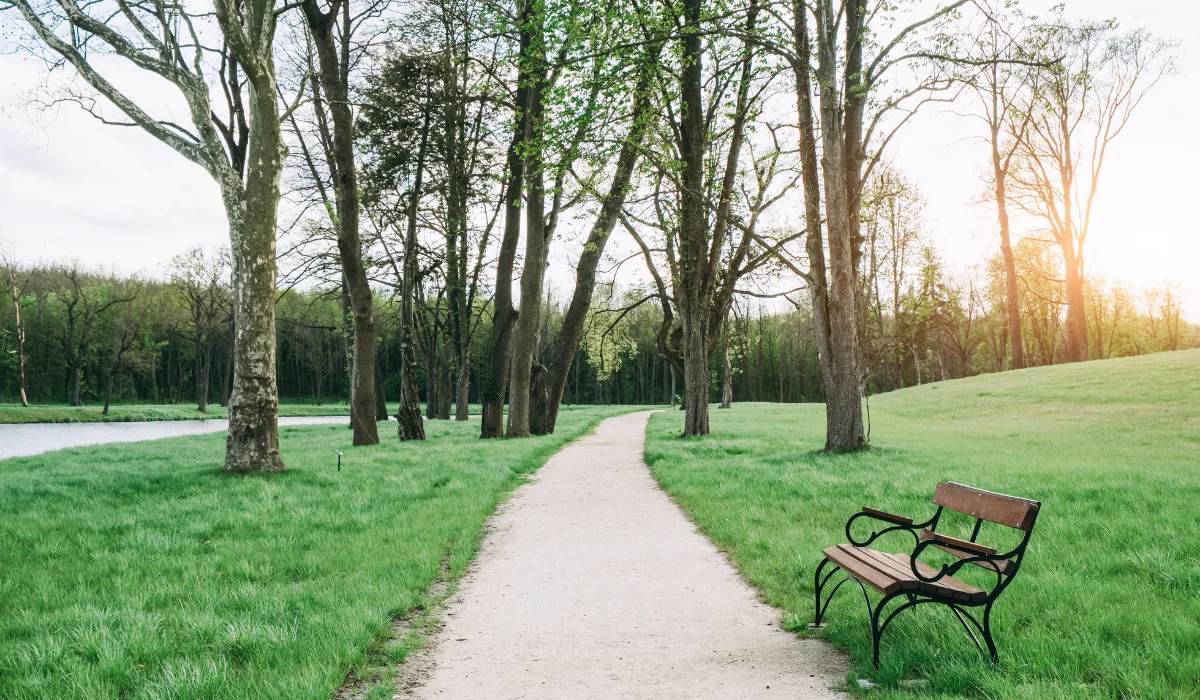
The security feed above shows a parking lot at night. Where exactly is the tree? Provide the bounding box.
[524,15,665,435]
[502,0,553,438]
[46,266,137,406]
[0,241,33,407]
[358,52,441,440]
[1009,15,1176,362]
[753,0,971,449]
[100,287,147,415]
[634,0,766,437]
[427,0,504,423]
[479,0,536,439]
[170,248,232,413]
[961,2,1039,370]
[9,0,295,470]
[297,0,384,445]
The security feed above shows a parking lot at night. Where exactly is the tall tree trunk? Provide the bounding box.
[480,5,533,438]
[441,49,473,424]
[992,137,1024,370]
[374,343,389,420]
[454,357,470,420]
[437,364,452,419]
[340,275,354,405]
[1062,246,1088,362]
[812,0,863,451]
[70,358,83,406]
[102,366,114,416]
[676,0,709,437]
[12,288,28,406]
[527,52,658,435]
[223,77,286,473]
[425,332,439,420]
[198,339,211,413]
[505,8,548,438]
[672,0,756,436]
[304,0,380,446]
[395,101,430,442]
[719,316,733,409]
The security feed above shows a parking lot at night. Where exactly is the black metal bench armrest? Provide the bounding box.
[910,533,1008,585]
[845,507,934,548]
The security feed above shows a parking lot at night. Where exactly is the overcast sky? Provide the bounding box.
[1,0,1197,313]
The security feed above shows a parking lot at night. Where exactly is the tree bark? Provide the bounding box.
[1062,246,1088,362]
[223,69,286,473]
[374,343,389,420]
[103,368,114,416]
[396,97,430,442]
[197,339,212,413]
[719,316,733,409]
[437,365,452,419]
[480,4,533,439]
[12,291,28,407]
[812,0,864,451]
[70,357,83,406]
[439,48,474,424]
[527,50,658,436]
[454,359,470,420]
[675,0,709,437]
[505,5,549,438]
[994,174,1023,370]
[424,320,440,419]
[672,0,757,436]
[303,0,380,446]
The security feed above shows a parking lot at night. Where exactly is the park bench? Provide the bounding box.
[812,482,1040,667]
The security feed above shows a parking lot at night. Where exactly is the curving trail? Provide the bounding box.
[402,410,846,699]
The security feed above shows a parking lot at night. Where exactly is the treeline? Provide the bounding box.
[3,239,1193,411]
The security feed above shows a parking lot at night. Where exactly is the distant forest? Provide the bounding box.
[3,228,1194,412]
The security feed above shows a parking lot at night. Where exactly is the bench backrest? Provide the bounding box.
[927,482,1040,580]
[932,482,1039,532]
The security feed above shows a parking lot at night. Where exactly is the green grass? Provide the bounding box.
[645,350,1200,699]
[0,405,635,699]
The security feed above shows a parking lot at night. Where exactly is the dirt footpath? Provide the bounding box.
[401,410,846,699]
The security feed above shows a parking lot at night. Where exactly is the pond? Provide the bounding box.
[0,416,350,460]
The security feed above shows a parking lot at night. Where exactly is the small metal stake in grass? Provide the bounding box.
[331,449,343,471]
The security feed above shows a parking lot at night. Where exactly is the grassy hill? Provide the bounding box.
[646,349,1200,698]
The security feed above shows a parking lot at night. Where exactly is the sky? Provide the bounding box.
[1,0,1197,313]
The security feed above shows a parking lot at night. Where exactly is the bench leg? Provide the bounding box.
[811,557,833,627]
[982,601,999,666]
[870,592,903,668]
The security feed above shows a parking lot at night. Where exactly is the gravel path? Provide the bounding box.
[402,410,846,699]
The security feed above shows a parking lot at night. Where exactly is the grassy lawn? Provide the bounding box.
[645,350,1200,699]
[0,405,634,699]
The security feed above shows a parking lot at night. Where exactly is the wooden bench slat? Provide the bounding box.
[824,544,987,603]
[883,553,985,602]
[933,482,1039,531]
[825,545,903,595]
[858,548,979,603]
